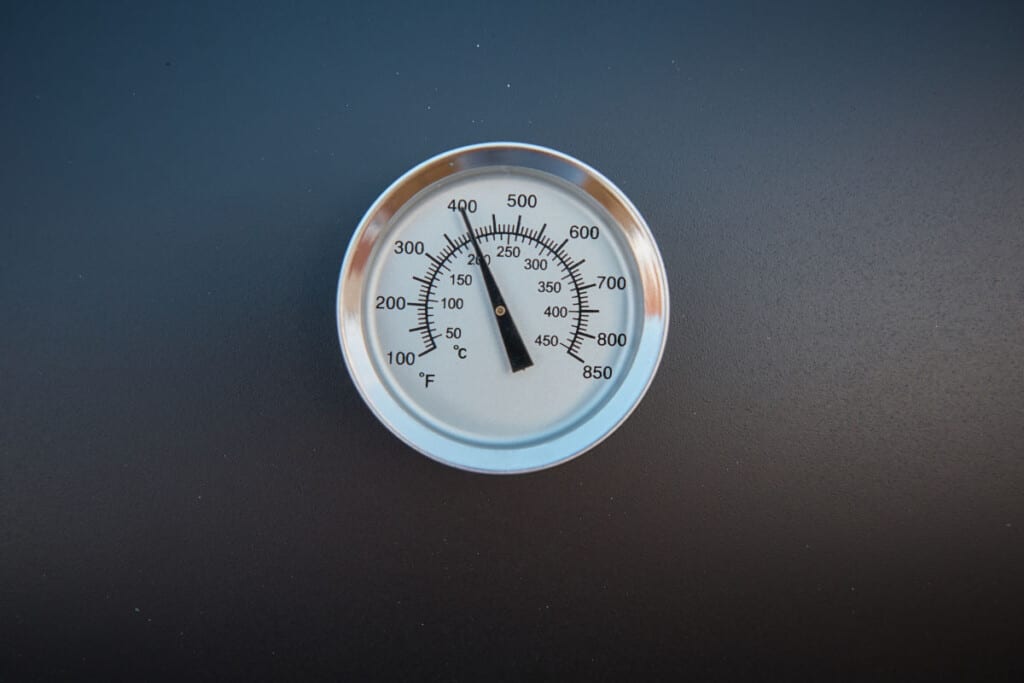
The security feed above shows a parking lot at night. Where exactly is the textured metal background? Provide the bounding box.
[3,1,1023,679]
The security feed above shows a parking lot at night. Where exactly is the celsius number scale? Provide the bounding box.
[337,143,669,473]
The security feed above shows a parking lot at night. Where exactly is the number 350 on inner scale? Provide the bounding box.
[337,143,669,473]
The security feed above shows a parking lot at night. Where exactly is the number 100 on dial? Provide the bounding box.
[337,143,669,473]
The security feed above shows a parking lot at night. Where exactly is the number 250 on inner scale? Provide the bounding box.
[337,143,669,473]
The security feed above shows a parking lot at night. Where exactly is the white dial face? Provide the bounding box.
[369,169,638,444]
[338,144,668,473]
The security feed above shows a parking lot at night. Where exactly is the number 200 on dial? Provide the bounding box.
[337,143,669,473]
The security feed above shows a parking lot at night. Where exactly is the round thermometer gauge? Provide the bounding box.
[337,143,668,473]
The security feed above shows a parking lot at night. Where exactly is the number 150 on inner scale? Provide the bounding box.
[337,143,669,473]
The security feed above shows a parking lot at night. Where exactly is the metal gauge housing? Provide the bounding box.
[337,143,669,473]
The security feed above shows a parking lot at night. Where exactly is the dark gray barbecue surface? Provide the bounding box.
[2,1,1022,679]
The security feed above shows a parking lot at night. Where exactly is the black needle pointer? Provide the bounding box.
[459,208,534,372]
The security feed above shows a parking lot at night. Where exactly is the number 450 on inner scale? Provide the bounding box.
[337,143,669,473]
